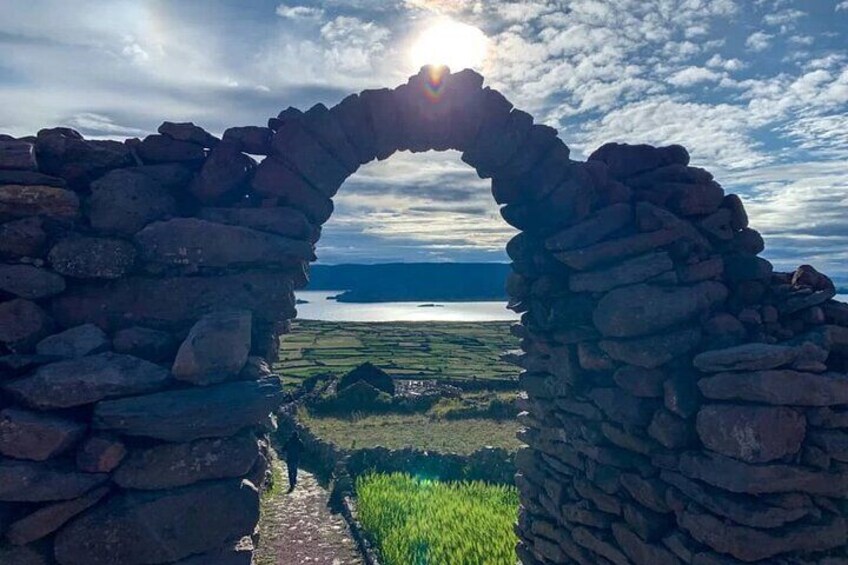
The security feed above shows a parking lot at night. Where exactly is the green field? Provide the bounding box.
[356,473,519,565]
[275,320,519,387]
[298,407,522,454]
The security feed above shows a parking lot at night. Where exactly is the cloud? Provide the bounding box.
[275,4,325,21]
[668,66,723,87]
[836,1,848,11]
[746,31,773,51]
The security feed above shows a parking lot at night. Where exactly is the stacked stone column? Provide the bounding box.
[0,124,307,563]
[510,144,848,564]
[2,66,848,563]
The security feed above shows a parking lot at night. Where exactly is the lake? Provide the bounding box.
[295,290,519,322]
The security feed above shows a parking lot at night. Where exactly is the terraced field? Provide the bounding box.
[275,320,519,387]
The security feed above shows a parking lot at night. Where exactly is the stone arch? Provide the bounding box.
[1,66,847,564]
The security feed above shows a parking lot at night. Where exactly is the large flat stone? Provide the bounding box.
[35,128,132,188]
[600,327,702,369]
[3,352,171,410]
[172,310,251,385]
[0,185,79,220]
[51,271,298,331]
[5,486,109,545]
[271,118,350,197]
[54,479,259,565]
[570,252,673,293]
[48,236,137,279]
[0,458,107,502]
[93,377,283,442]
[36,323,110,358]
[189,143,255,205]
[555,228,682,270]
[695,405,806,463]
[594,282,727,338]
[251,157,334,224]
[545,203,633,251]
[0,217,48,258]
[0,264,65,299]
[136,134,206,164]
[199,206,318,241]
[0,408,86,461]
[661,471,813,529]
[111,326,176,362]
[0,139,36,170]
[677,508,845,562]
[87,169,176,235]
[158,121,219,148]
[0,298,53,352]
[678,451,848,496]
[588,143,689,179]
[113,431,258,489]
[693,343,799,372]
[698,370,848,406]
[135,218,314,271]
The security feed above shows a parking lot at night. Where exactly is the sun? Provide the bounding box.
[409,20,489,72]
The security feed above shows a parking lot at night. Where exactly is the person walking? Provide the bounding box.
[282,430,304,493]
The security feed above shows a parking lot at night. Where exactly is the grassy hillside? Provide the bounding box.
[275,320,519,387]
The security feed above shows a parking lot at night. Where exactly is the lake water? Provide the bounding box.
[295,290,519,322]
[295,291,848,323]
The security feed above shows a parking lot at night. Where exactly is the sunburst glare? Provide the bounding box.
[409,19,489,71]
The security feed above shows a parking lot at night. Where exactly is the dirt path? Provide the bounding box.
[255,460,364,565]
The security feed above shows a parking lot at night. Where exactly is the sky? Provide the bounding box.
[1,1,847,281]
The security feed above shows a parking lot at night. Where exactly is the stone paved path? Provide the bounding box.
[255,461,364,565]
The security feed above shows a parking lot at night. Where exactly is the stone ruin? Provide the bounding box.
[1,66,848,564]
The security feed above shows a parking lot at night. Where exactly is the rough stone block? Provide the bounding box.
[699,370,848,406]
[0,458,108,502]
[0,264,65,299]
[251,156,334,224]
[0,217,48,258]
[172,310,252,385]
[36,323,109,358]
[113,431,258,489]
[695,405,805,463]
[93,377,283,442]
[88,169,176,235]
[0,185,79,220]
[3,352,171,410]
[189,143,255,205]
[54,479,259,565]
[0,408,86,461]
[136,134,206,164]
[0,139,37,170]
[593,281,728,338]
[135,218,314,272]
[0,298,53,352]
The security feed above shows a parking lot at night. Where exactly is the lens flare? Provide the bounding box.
[409,20,489,72]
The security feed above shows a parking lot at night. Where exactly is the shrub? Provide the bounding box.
[356,472,519,565]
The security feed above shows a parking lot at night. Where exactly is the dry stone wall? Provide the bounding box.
[1,66,848,563]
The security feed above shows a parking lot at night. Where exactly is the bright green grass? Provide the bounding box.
[298,407,522,454]
[356,473,519,565]
[275,320,518,388]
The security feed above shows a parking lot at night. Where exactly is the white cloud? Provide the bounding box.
[275,4,325,20]
[836,1,848,11]
[763,9,805,27]
[706,54,745,71]
[746,31,773,51]
[668,66,722,86]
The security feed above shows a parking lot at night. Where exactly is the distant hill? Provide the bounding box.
[307,263,511,302]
